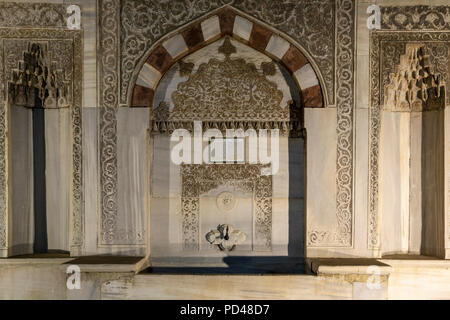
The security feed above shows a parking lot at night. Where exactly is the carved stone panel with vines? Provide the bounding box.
[307,0,355,247]
[99,0,120,245]
[0,2,67,28]
[381,6,450,31]
[181,164,272,251]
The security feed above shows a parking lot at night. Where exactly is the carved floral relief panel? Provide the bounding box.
[0,2,67,28]
[181,164,272,251]
[152,37,303,134]
[381,6,450,31]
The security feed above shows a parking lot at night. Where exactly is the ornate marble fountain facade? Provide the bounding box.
[0,0,449,268]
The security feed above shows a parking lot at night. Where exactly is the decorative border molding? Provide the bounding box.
[98,0,120,245]
[0,29,83,252]
[369,30,450,249]
[381,6,450,31]
[0,2,67,28]
[307,0,355,247]
[0,102,5,249]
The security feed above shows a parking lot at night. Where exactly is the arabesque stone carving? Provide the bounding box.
[152,37,302,135]
[0,2,67,28]
[181,164,272,251]
[121,0,335,106]
[381,6,450,31]
[308,0,355,247]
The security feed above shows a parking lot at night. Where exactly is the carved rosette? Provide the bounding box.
[216,191,237,213]
[99,0,121,245]
[381,6,450,31]
[181,164,272,251]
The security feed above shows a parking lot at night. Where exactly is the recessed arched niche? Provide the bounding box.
[379,43,446,257]
[147,36,308,272]
[3,35,82,257]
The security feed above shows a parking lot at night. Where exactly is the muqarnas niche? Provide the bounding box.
[8,43,71,109]
[6,41,74,255]
[384,44,445,112]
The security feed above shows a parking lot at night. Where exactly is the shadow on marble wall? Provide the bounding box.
[420,109,445,258]
[147,256,305,274]
[32,108,47,253]
[288,138,305,258]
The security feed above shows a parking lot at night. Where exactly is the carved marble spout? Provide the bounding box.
[205,224,246,251]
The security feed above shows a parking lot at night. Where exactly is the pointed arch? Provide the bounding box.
[128,6,326,109]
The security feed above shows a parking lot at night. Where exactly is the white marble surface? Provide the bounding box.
[45,109,70,252]
[116,108,149,247]
[163,34,188,58]
[0,258,449,299]
[305,108,337,251]
[379,109,446,257]
[9,106,34,256]
[265,35,290,60]
[233,16,252,41]
[379,111,410,255]
[294,64,318,90]
[201,16,220,41]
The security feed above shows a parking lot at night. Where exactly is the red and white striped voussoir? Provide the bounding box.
[131,7,323,109]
